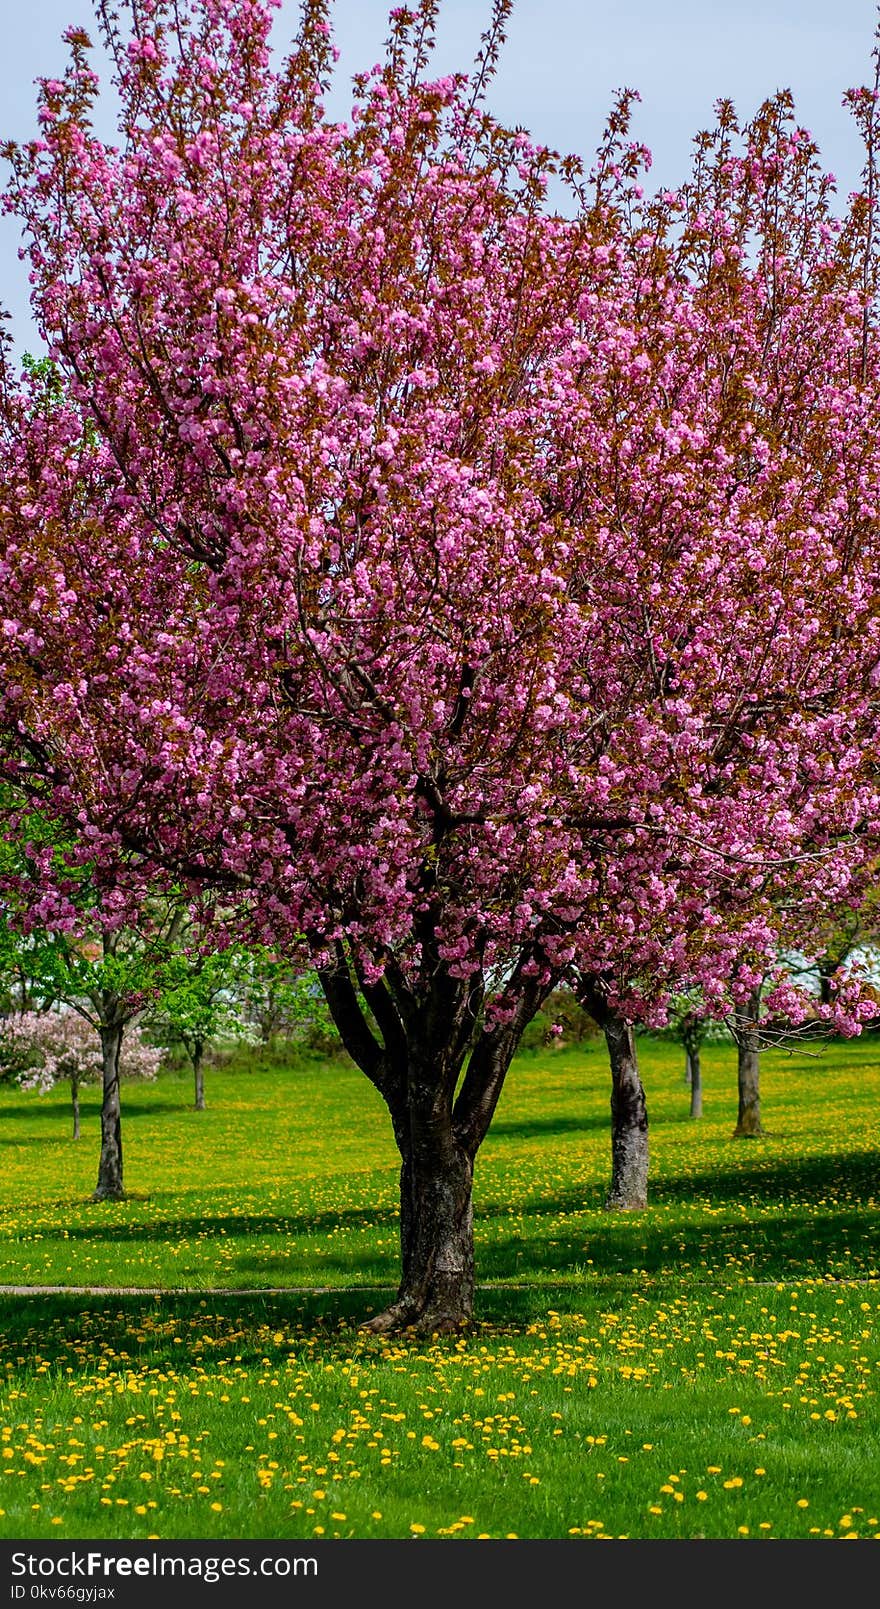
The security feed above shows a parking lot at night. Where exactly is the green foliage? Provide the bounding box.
[0,915,186,1033]
[232,948,339,1051]
[0,791,186,1028]
[21,351,63,405]
[152,945,251,1060]
[0,919,43,1016]
[21,351,99,447]
[657,992,733,1053]
[518,986,601,1052]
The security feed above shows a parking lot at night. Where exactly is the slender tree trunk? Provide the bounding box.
[576,977,649,1210]
[71,1076,81,1141]
[733,989,764,1138]
[603,1011,649,1209]
[684,1048,692,1086]
[93,1022,125,1199]
[688,1044,703,1119]
[193,1040,206,1110]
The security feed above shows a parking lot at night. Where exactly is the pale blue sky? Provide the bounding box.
[1,0,877,352]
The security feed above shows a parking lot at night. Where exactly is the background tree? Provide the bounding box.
[665,991,732,1120]
[7,1008,160,1139]
[517,986,600,1052]
[731,974,766,1138]
[0,802,186,1196]
[680,1012,705,1120]
[0,916,51,1018]
[1,0,880,1325]
[788,872,880,1006]
[155,944,251,1109]
[4,913,184,1195]
[231,948,330,1050]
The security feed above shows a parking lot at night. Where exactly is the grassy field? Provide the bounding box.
[0,1034,878,1540]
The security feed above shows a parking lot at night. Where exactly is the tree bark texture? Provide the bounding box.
[382,1112,475,1335]
[733,989,764,1137]
[604,1013,649,1209]
[71,1077,81,1142]
[577,978,648,1210]
[93,1022,125,1199]
[319,942,551,1332]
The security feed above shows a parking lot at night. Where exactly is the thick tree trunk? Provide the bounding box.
[368,1134,475,1336]
[733,990,764,1138]
[193,1041,206,1110]
[319,942,551,1335]
[366,1057,476,1335]
[71,1078,81,1141]
[93,1023,125,1199]
[688,1045,703,1119]
[603,1011,649,1210]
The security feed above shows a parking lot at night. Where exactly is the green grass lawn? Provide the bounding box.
[0,1034,878,1540]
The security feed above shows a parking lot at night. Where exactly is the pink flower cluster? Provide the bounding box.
[7,1010,161,1091]
[0,1,878,1027]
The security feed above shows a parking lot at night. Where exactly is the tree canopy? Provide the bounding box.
[1,0,879,1325]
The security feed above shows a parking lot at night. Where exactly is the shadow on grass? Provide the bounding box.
[41,1206,400,1241]
[6,1220,877,1295]
[478,1205,876,1282]
[37,1142,877,1237]
[231,1247,394,1280]
[0,1135,75,1148]
[489,1106,697,1141]
[0,1100,202,1126]
[0,1291,391,1369]
[489,1113,608,1140]
[648,1146,880,1205]
[0,1285,628,1373]
[3,1147,877,1291]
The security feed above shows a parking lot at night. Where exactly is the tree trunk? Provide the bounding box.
[71,1076,81,1141]
[733,990,764,1138]
[688,1044,703,1119]
[603,1010,649,1209]
[93,1022,125,1199]
[368,1130,475,1336]
[364,1048,476,1335]
[575,978,649,1210]
[684,1048,692,1086]
[319,943,551,1334]
[193,1041,206,1110]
